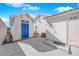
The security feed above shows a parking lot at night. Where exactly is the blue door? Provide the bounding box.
[21,21,29,39]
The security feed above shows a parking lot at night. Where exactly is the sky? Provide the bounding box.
[0,3,79,27]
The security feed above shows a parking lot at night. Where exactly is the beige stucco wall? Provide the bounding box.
[0,20,3,45]
[11,16,21,41]
[20,14,34,38]
[11,13,34,41]
[0,20,7,45]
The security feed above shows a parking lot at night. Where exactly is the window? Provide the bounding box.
[22,20,25,23]
[26,21,28,23]
[21,20,29,23]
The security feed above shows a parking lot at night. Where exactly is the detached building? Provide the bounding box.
[10,13,34,41]
[34,14,49,36]
[0,18,7,45]
[44,8,79,47]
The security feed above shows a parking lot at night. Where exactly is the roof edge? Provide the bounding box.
[43,8,79,20]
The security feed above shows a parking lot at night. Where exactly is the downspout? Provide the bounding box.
[67,20,69,44]
[67,20,72,55]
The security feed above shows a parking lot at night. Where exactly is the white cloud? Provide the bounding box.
[28,6,40,10]
[0,16,10,27]
[23,4,40,11]
[55,6,73,13]
[5,3,24,7]
[23,7,27,10]
[78,3,79,8]
[5,3,40,10]
[78,4,79,7]
[25,4,31,7]
[30,14,35,18]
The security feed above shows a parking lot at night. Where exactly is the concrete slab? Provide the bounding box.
[0,42,25,56]
[21,37,57,52]
[18,42,68,56]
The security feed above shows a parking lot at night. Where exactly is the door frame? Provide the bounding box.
[21,20,29,39]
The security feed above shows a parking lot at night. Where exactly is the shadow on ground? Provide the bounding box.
[21,37,57,52]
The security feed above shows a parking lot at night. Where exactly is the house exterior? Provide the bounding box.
[10,13,34,41]
[44,8,79,47]
[34,14,49,36]
[0,18,7,45]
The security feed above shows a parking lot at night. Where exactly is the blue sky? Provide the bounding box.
[0,3,79,27]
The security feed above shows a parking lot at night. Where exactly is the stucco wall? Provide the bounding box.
[29,17,34,37]
[0,20,3,45]
[68,19,79,46]
[20,14,34,37]
[34,18,46,35]
[34,17,67,43]
[11,16,21,41]
[45,9,79,46]
[11,13,34,41]
[0,20,7,45]
[46,21,67,43]
[54,21,67,43]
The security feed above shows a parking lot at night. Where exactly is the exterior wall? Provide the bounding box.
[45,9,79,46]
[34,16,67,43]
[46,22,55,40]
[11,16,21,41]
[34,18,46,35]
[68,19,79,47]
[29,17,34,37]
[20,14,34,38]
[0,20,3,45]
[46,20,67,43]
[3,24,7,42]
[11,13,34,41]
[54,21,67,43]
[0,20,7,45]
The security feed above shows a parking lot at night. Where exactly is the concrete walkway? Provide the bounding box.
[0,37,67,56]
[18,37,79,56]
[18,37,68,56]
[0,37,79,56]
[0,43,25,56]
[21,37,57,52]
[18,42,68,56]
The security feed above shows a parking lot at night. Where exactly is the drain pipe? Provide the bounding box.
[67,20,72,55]
[68,45,72,54]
